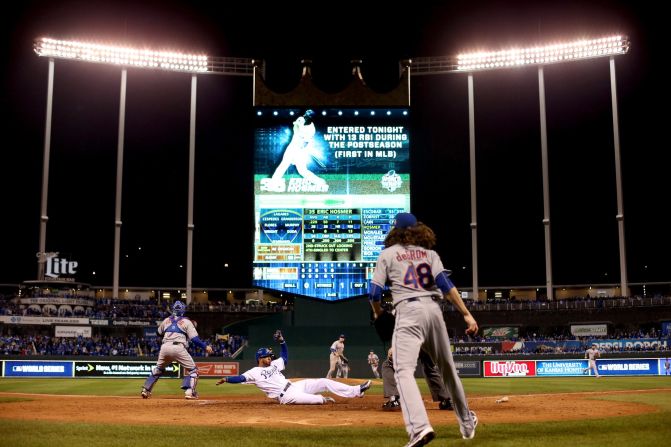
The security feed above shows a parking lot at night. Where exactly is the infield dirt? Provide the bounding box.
[0,381,662,428]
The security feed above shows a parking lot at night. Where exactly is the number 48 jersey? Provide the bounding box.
[371,243,445,306]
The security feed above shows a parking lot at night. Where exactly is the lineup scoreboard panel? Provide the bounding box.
[252,107,411,301]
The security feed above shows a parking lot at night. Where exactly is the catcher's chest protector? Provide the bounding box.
[165,316,187,335]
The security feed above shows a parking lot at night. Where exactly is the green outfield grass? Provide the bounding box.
[0,377,670,447]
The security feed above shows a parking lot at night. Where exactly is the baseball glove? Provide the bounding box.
[273,329,284,342]
[373,310,395,342]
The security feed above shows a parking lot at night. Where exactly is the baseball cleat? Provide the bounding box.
[382,399,401,411]
[323,397,336,404]
[439,398,454,410]
[461,410,478,440]
[141,388,151,399]
[405,426,435,447]
[184,389,199,400]
[359,380,372,395]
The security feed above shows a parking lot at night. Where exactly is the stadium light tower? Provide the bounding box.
[411,35,630,300]
[34,37,255,302]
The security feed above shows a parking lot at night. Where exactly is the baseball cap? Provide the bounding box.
[394,212,417,229]
[339,334,345,338]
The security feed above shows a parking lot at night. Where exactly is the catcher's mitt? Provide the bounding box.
[273,329,284,342]
[373,310,395,342]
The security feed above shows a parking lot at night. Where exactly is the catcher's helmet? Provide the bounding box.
[256,347,275,362]
[172,300,186,317]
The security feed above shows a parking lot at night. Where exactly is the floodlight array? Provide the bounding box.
[34,37,209,73]
[456,35,629,71]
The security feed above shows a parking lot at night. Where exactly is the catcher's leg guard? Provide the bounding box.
[183,367,199,399]
[142,366,165,394]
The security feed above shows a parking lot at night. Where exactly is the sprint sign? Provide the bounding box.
[484,360,536,377]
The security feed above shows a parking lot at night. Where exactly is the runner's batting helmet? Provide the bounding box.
[255,347,274,362]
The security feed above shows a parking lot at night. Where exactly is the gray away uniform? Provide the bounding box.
[371,243,476,440]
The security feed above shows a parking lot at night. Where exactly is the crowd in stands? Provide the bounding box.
[451,327,669,355]
[0,297,289,319]
[0,333,245,358]
[447,294,671,313]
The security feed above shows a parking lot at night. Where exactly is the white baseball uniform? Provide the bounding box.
[241,357,363,404]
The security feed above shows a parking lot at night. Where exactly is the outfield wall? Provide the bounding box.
[2,355,669,379]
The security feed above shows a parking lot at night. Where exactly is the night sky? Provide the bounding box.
[1,1,667,292]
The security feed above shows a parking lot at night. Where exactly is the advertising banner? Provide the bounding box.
[4,360,73,377]
[19,297,94,306]
[454,360,481,377]
[143,327,159,338]
[536,360,587,376]
[54,325,92,338]
[194,362,240,377]
[90,319,109,326]
[74,361,180,378]
[570,324,608,336]
[0,315,89,325]
[111,320,151,326]
[482,327,519,339]
[592,339,669,351]
[596,358,659,376]
[483,360,536,377]
[452,342,501,354]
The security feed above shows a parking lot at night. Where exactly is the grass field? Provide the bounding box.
[1,376,670,447]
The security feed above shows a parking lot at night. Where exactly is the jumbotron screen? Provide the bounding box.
[252,107,411,301]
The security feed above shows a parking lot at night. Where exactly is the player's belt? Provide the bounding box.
[279,382,292,397]
[172,342,182,345]
[394,296,440,308]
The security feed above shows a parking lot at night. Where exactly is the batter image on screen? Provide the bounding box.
[268,109,327,190]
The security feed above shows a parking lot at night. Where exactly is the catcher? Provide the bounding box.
[141,300,212,399]
[217,330,371,404]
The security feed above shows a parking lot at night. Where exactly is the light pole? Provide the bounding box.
[411,35,630,299]
[36,57,55,280]
[33,37,255,302]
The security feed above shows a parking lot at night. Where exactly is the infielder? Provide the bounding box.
[367,349,381,379]
[370,212,478,445]
[326,333,346,378]
[141,300,212,399]
[217,330,371,404]
[382,347,453,412]
[583,343,601,377]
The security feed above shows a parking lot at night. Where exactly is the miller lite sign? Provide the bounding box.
[41,252,78,279]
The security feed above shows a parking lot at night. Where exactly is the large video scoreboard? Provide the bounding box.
[252,107,410,301]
